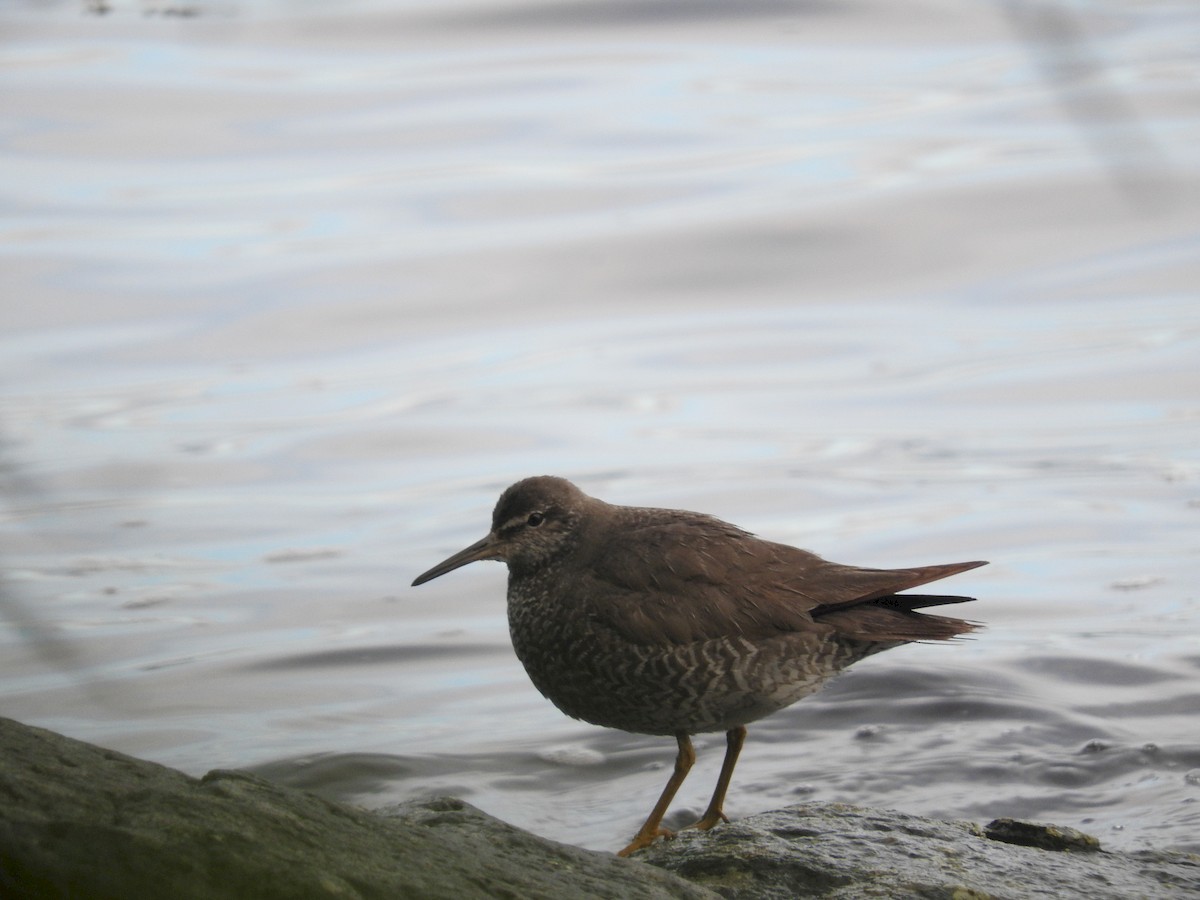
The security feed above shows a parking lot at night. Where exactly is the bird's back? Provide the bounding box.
[506,501,982,736]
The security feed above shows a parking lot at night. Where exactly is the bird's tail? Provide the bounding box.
[816,592,980,642]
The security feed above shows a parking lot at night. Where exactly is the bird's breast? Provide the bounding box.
[505,573,860,736]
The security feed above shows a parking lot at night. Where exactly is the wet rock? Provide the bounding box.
[0,716,714,900]
[984,816,1101,852]
[4,715,1197,900]
[635,803,1200,899]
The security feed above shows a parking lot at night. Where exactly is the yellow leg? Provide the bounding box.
[616,732,695,857]
[688,725,746,831]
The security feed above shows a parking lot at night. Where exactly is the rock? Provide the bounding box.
[983,817,1101,853]
[634,802,1200,899]
[4,715,1197,900]
[0,716,714,900]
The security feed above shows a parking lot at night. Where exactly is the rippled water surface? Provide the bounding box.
[3,0,1199,855]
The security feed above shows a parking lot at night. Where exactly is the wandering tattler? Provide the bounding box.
[412,476,986,856]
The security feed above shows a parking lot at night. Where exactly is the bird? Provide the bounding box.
[411,475,986,856]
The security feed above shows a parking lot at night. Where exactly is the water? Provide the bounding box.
[2,0,1199,855]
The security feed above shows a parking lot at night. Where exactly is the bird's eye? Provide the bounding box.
[526,512,545,527]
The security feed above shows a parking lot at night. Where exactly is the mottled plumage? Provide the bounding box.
[412,475,986,855]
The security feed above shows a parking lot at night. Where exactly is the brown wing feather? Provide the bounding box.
[576,507,986,646]
[814,604,978,641]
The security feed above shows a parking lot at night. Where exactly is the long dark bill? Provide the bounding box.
[411,535,498,586]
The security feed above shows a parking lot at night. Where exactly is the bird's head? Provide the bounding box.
[411,476,590,585]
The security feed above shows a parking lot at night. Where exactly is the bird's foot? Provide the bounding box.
[616,826,675,857]
[684,809,729,832]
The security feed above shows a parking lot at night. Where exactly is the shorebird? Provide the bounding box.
[412,476,985,856]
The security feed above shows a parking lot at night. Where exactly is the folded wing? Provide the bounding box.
[577,510,985,645]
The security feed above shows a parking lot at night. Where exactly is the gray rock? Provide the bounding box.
[634,802,1200,899]
[982,816,1101,853]
[4,715,1197,899]
[0,716,714,900]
